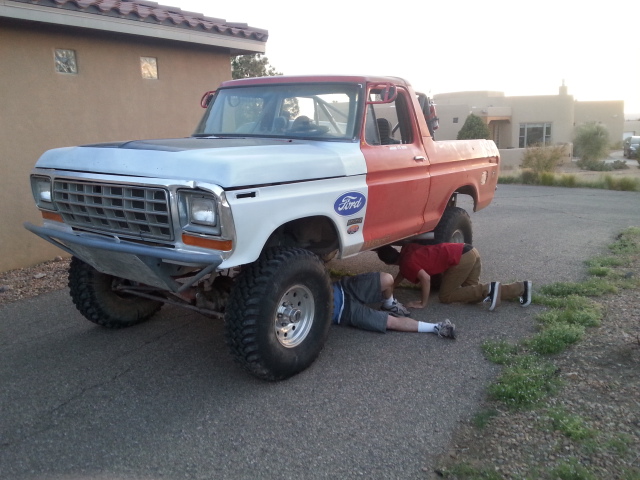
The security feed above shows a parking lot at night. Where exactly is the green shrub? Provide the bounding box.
[604,175,640,192]
[574,122,610,166]
[558,174,577,187]
[539,172,555,185]
[521,169,539,184]
[456,113,490,140]
[576,158,611,171]
[521,143,566,174]
[611,159,629,170]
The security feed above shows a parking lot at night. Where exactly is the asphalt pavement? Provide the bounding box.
[1,185,639,479]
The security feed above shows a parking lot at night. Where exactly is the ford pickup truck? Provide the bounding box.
[25,75,500,380]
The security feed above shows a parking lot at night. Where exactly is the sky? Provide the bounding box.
[172,0,639,116]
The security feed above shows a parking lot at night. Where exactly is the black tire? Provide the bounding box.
[68,256,162,329]
[433,206,472,244]
[224,247,332,381]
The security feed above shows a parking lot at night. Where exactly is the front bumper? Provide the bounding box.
[24,222,223,292]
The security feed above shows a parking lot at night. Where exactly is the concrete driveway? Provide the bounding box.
[1,185,639,479]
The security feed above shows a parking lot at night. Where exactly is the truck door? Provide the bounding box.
[360,85,431,248]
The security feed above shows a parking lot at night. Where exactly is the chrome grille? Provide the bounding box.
[53,180,173,241]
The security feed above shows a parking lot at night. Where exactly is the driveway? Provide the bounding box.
[1,185,639,479]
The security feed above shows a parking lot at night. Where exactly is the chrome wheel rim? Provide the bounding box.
[274,284,314,348]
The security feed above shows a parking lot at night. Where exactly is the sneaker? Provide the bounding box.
[381,299,411,317]
[483,282,501,311]
[434,319,456,339]
[520,281,532,307]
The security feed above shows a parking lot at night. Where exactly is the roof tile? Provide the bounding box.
[11,0,268,41]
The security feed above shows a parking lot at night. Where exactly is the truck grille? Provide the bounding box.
[53,180,173,241]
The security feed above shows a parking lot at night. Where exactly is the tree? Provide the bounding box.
[456,114,490,140]
[231,54,281,79]
[573,122,610,170]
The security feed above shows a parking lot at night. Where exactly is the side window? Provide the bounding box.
[365,89,414,146]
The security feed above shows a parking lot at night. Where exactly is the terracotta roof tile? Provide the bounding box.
[11,0,268,41]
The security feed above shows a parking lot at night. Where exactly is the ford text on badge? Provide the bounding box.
[334,192,366,216]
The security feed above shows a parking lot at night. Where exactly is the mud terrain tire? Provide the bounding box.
[225,247,332,381]
[68,257,162,328]
[433,206,472,244]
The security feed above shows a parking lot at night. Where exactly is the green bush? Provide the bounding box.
[611,159,629,170]
[558,174,577,187]
[604,175,640,192]
[456,114,490,140]
[521,144,566,174]
[574,123,610,169]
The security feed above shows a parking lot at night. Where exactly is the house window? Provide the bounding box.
[54,49,77,74]
[453,117,459,123]
[519,123,552,147]
[140,57,158,79]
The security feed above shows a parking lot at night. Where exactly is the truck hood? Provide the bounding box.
[35,137,365,188]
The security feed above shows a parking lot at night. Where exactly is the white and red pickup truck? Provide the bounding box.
[25,75,500,380]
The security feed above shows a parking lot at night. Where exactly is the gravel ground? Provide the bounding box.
[1,247,638,480]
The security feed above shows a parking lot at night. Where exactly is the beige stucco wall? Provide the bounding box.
[507,94,575,148]
[0,19,232,272]
[574,100,625,145]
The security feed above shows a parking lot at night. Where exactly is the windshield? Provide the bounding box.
[194,83,361,141]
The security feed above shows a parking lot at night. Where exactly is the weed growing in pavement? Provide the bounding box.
[481,339,519,364]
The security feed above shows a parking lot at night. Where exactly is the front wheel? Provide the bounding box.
[224,247,332,381]
[68,257,163,328]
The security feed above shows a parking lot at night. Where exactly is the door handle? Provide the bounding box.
[413,156,426,162]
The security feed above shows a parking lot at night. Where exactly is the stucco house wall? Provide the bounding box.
[574,100,625,146]
[0,1,266,272]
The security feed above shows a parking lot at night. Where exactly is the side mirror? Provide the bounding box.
[200,90,216,108]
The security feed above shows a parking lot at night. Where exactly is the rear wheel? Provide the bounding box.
[224,247,332,381]
[433,206,472,244]
[68,257,162,328]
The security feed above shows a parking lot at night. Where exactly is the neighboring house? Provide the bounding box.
[0,0,267,272]
[624,119,640,139]
[433,82,624,157]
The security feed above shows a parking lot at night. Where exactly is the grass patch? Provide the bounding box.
[539,277,617,297]
[549,458,596,480]
[544,408,596,440]
[526,323,585,355]
[481,339,519,364]
[472,408,499,429]
[487,354,561,408]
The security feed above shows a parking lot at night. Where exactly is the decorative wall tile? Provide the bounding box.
[54,49,77,74]
[141,57,158,79]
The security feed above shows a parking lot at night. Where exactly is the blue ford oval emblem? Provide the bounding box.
[334,191,366,216]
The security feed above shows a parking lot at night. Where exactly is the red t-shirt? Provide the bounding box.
[399,243,464,283]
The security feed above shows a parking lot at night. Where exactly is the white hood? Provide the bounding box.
[35,137,366,188]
